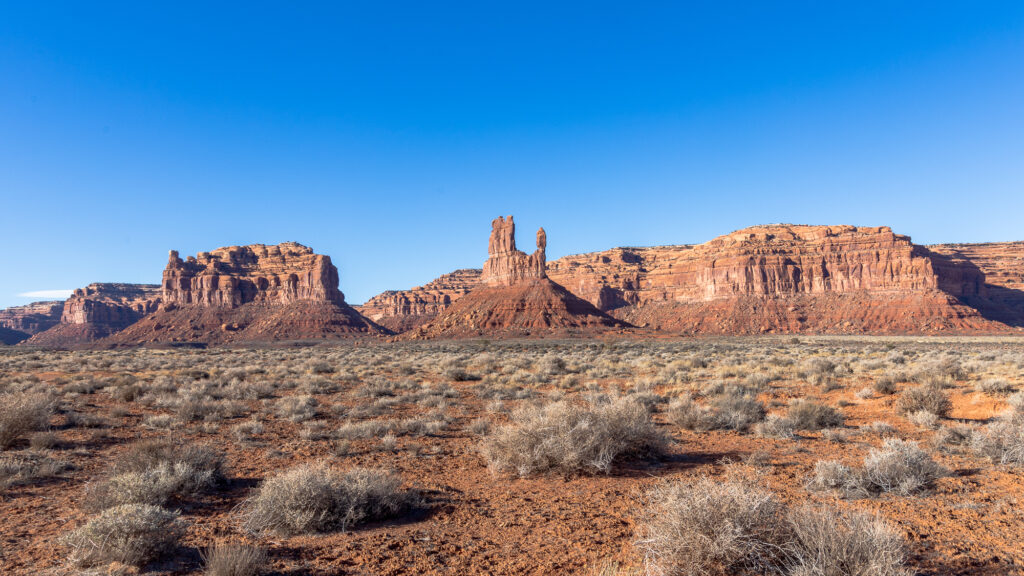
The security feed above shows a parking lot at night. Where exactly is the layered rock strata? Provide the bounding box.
[0,301,63,343]
[25,284,161,346]
[356,269,482,333]
[105,242,385,345]
[375,224,1021,334]
[413,218,627,338]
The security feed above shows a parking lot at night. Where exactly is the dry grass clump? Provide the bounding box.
[896,385,951,418]
[808,439,948,497]
[975,378,1014,395]
[784,399,844,431]
[784,504,911,576]
[0,391,52,449]
[62,503,184,567]
[972,413,1024,466]
[202,542,267,576]
[481,397,665,476]
[0,452,71,489]
[240,462,416,535]
[636,477,909,576]
[668,388,765,433]
[84,440,226,511]
[274,394,318,422]
[636,478,787,575]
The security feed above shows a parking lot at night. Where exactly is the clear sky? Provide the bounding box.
[2,2,1023,309]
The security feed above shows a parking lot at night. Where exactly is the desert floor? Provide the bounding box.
[1,337,1022,575]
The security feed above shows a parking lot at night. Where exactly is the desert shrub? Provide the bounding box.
[806,460,865,498]
[274,395,318,422]
[84,467,182,511]
[972,415,1024,466]
[785,505,911,576]
[668,390,765,433]
[862,439,947,495]
[872,372,901,395]
[933,424,974,452]
[786,399,844,431]
[896,385,951,418]
[85,440,226,510]
[62,504,184,567]
[240,462,416,535]
[975,378,1014,395]
[29,431,60,449]
[202,542,267,576]
[755,414,796,439]
[481,397,665,476]
[636,478,788,576]
[809,439,947,497]
[636,478,910,576]
[907,410,940,429]
[0,392,52,449]
[0,452,71,489]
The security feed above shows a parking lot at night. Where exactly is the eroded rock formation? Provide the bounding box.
[0,301,63,343]
[482,216,547,286]
[104,242,385,345]
[356,269,482,332]
[373,224,1023,335]
[25,284,162,346]
[413,218,627,338]
[163,242,343,307]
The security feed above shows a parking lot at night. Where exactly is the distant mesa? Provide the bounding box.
[23,284,161,347]
[411,216,628,338]
[0,300,64,344]
[105,242,386,346]
[374,223,1024,335]
[4,223,1024,347]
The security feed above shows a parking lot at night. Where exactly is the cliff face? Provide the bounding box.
[60,283,161,326]
[24,284,161,346]
[481,216,547,286]
[356,269,482,333]
[412,217,626,339]
[104,242,385,345]
[548,225,941,309]
[0,301,63,341]
[926,241,1024,325]
[163,242,343,307]
[372,224,1022,334]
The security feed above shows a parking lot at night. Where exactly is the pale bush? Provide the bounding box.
[202,542,267,576]
[785,399,844,431]
[896,385,951,418]
[240,462,416,535]
[636,478,910,576]
[62,504,184,567]
[636,478,788,576]
[481,397,665,476]
[0,392,52,449]
[972,415,1024,466]
[785,505,911,576]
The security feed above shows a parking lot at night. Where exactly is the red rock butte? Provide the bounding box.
[5,222,1024,347]
[411,217,628,339]
[366,223,1024,335]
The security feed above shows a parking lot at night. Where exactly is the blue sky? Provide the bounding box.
[2,2,1023,308]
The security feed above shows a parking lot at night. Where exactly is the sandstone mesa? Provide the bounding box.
[4,221,1024,347]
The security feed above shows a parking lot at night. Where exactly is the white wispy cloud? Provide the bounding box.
[17,289,75,299]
